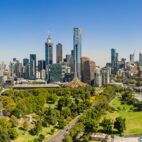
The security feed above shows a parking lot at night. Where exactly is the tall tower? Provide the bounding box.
[111,48,116,68]
[139,53,142,66]
[45,35,53,66]
[130,54,134,64]
[23,58,29,79]
[30,54,36,80]
[73,27,82,80]
[56,43,63,64]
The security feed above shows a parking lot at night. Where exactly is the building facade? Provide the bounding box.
[139,53,142,66]
[30,54,36,80]
[56,43,63,64]
[73,27,82,80]
[23,58,29,79]
[45,35,53,66]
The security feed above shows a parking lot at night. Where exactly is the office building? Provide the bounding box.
[139,53,142,66]
[102,68,110,85]
[38,60,46,80]
[73,27,82,80]
[130,54,134,64]
[30,54,36,80]
[94,68,102,87]
[56,43,62,64]
[45,35,53,66]
[81,57,96,84]
[23,58,29,79]
[111,48,117,68]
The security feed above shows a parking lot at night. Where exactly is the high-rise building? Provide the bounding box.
[81,57,96,85]
[73,27,82,80]
[102,68,110,85]
[45,35,53,66]
[116,52,119,63]
[0,62,6,77]
[56,43,62,64]
[130,54,134,64]
[81,57,90,82]
[111,48,117,68]
[30,54,36,80]
[94,68,102,87]
[38,60,46,80]
[23,58,29,79]
[13,60,23,79]
[139,53,142,66]
[49,64,63,83]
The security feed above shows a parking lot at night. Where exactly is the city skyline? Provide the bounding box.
[0,0,142,66]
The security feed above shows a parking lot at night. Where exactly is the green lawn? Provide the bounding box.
[13,126,59,142]
[104,94,142,135]
[14,126,59,142]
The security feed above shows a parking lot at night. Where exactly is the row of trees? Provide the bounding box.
[121,88,142,111]
[101,117,126,135]
[0,118,18,141]
[63,86,124,142]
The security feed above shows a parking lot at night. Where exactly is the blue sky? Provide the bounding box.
[0,0,142,66]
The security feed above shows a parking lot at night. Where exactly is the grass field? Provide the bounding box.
[13,125,59,142]
[104,94,142,135]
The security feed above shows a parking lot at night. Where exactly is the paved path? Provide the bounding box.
[0,88,9,96]
[47,115,81,142]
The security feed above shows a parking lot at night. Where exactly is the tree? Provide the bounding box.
[35,120,42,134]
[100,118,113,133]
[10,115,18,128]
[114,117,126,135]
[0,128,10,142]
[84,119,98,133]
[61,108,71,119]
[47,93,57,104]
[58,116,65,129]
[1,96,16,116]
[57,98,65,111]
[9,128,18,140]
[63,134,73,142]
[11,108,22,118]
[44,108,59,125]
[23,121,29,131]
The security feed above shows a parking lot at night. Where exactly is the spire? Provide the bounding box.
[47,34,52,44]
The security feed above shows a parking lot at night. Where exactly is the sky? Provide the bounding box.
[0,0,142,66]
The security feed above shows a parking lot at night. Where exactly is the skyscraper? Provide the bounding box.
[130,54,134,64]
[23,58,29,79]
[139,53,142,66]
[56,43,62,64]
[30,54,36,80]
[111,48,117,68]
[73,27,82,80]
[94,68,102,87]
[81,57,96,85]
[38,60,46,80]
[45,35,53,66]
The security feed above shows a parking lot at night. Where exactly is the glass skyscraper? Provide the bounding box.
[45,35,53,66]
[23,58,29,79]
[111,48,117,68]
[73,27,82,80]
[30,54,36,80]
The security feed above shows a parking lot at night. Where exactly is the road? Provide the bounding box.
[47,115,81,142]
[0,88,9,96]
